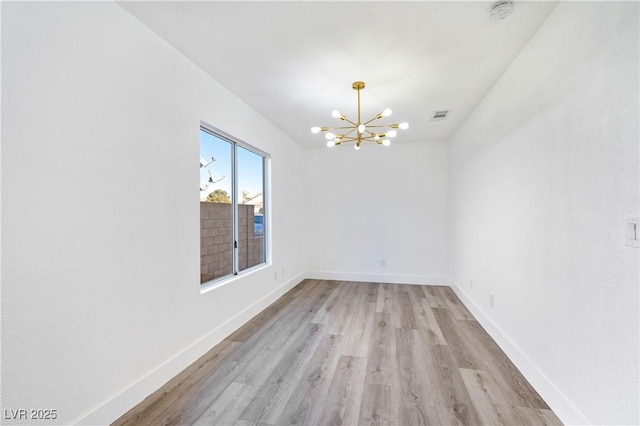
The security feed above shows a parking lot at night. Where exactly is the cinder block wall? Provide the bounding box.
[200,202,264,282]
[238,204,264,270]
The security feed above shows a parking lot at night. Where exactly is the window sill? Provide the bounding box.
[200,262,270,295]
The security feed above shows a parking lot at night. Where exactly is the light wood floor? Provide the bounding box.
[114,280,562,425]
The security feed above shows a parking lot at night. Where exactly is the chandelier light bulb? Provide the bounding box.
[200,157,207,167]
[387,130,398,137]
[331,110,342,119]
[357,124,366,134]
[354,144,361,150]
[399,122,409,130]
[326,140,335,147]
[311,126,321,134]
[382,108,392,117]
[325,132,336,140]
[382,139,391,146]
[374,134,380,141]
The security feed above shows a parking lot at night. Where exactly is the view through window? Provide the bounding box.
[199,126,267,285]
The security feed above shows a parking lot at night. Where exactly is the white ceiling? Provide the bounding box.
[120,1,558,148]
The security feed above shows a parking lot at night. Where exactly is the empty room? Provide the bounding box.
[2,1,638,425]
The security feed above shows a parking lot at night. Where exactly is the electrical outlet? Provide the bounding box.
[380,259,386,267]
[281,267,285,277]
[489,294,494,308]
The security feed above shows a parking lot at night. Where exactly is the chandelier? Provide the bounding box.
[311,81,409,150]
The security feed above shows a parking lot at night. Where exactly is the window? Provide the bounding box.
[199,125,268,285]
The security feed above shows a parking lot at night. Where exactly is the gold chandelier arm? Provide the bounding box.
[362,123,399,128]
[336,134,383,142]
[322,125,359,131]
[363,115,383,126]
[340,116,358,127]
[342,134,379,141]
[339,137,381,144]
[338,131,359,141]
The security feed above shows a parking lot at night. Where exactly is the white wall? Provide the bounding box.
[305,141,449,285]
[1,2,305,424]
[450,2,639,424]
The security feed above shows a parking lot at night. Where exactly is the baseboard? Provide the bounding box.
[306,270,451,286]
[450,283,590,425]
[75,272,306,425]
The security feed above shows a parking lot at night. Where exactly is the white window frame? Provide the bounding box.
[199,122,270,291]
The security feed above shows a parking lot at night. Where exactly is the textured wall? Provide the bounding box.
[450,2,639,424]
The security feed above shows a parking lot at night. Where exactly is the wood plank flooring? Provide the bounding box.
[113,280,562,426]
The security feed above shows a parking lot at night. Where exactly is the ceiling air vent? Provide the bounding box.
[431,110,450,121]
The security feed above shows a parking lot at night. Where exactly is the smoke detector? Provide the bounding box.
[489,1,514,20]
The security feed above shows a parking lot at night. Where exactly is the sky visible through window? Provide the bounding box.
[200,129,264,202]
